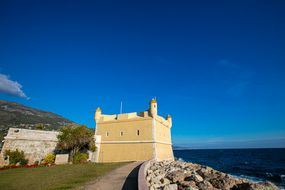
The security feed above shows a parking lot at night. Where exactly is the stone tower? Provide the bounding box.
[149,99,158,117]
[93,99,174,163]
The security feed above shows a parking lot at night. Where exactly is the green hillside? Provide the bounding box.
[0,100,76,149]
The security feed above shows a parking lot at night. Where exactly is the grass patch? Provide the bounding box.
[0,162,127,190]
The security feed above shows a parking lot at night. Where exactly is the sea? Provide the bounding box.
[173,148,285,189]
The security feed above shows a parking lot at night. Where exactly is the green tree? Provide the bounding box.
[56,125,96,163]
[35,123,45,130]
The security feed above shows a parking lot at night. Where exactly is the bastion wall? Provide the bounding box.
[0,128,59,165]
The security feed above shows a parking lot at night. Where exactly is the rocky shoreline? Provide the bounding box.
[146,160,279,190]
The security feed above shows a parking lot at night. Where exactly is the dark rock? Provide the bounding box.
[166,170,186,183]
[184,174,203,182]
[197,180,214,190]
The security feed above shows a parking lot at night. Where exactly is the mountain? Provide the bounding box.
[0,100,76,148]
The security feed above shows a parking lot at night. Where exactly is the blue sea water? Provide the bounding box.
[174,148,285,189]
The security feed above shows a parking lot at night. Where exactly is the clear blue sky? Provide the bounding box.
[0,0,285,148]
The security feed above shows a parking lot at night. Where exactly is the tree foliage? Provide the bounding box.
[4,149,28,165]
[56,125,96,162]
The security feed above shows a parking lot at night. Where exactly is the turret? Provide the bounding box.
[94,107,102,122]
[149,99,157,117]
[166,114,172,127]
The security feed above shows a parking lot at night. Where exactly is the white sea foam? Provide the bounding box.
[230,174,285,190]
[281,174,285,182]
[177,157,185,162]
[230,174,263,183]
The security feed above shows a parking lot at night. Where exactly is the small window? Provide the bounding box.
[106,132,109,137]
[137,130,140,136]
[120,131,123,136]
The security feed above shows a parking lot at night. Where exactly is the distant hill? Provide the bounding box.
[0,100,76,149]
[172,146,192,150]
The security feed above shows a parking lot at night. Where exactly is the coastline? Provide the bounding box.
[173,148,285,189]
[145,160,279,190]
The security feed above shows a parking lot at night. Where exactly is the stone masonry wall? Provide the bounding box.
[0,128,59,165]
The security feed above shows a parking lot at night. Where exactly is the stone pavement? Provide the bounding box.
[82,161,142,190]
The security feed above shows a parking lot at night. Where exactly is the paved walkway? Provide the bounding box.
[82,162,142,190]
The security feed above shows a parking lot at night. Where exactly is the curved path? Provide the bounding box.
[82,161,142,190]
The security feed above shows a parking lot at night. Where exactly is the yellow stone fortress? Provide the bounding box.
[94,99,174,163]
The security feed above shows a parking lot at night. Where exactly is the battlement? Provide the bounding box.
[94,99,172,128]
[97,111,150,122]
[97,111,171,127]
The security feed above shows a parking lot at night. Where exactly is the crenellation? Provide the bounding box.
[116,112,137,120]
[100,114,117,122]
[99,112,152,123]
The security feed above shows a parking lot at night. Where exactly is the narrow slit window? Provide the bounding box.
[137,130,140,136]
[120,131,123,136]
[106,132,109,136]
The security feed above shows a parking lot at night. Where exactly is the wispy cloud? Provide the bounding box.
[227,81,250,97]
[218,59,254,97]
[153,56,173,66]
[218,59,239,69]
[0,73,29,99]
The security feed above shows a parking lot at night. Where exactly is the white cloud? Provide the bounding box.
[0,74,29,99]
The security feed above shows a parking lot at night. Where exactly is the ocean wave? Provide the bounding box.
[265,172,285,183]
[230,174,285,190]
[281,175,285,182]
[231,174,263,183]
[177,157,185,162]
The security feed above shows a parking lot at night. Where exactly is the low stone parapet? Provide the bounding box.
[138,160,152,190]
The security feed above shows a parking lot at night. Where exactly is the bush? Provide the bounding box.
[44,153,56,164]
[73,152,88,164]
[35,123,45,130]
[34,160,39,165]
[4,149,28,166]
[20,159,28,166]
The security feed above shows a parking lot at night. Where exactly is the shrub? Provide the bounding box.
[34,160,39,165]
[35,123,45,130]
[4,149,28,166]
[73,152,88,164]
[20,159,28,166]
[44,153,56,164]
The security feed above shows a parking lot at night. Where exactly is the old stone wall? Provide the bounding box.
[0,128,59,165]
